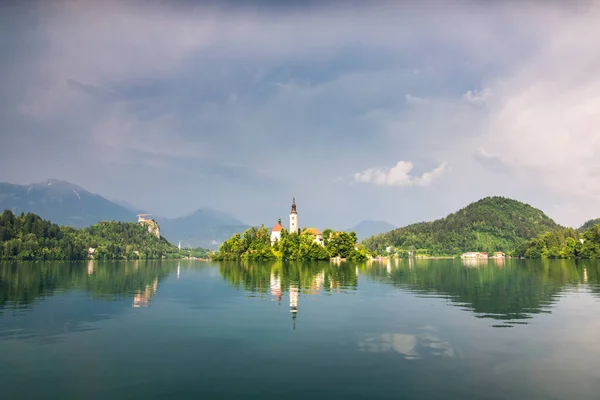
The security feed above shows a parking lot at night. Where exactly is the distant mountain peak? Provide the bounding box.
[0,179,136,228]
[348,219,397,241]
[29,179,87,194]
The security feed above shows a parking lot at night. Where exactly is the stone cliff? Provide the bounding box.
[139,219,161,239]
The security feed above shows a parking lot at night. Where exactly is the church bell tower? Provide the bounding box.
[289,197,298,234]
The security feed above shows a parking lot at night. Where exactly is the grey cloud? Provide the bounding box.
[1,0,598,227]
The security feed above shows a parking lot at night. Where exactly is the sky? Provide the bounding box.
[1,0,600,229]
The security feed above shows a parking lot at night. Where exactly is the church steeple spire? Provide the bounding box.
[289,197,298,234]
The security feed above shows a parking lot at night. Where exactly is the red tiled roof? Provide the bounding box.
[272,221,283,232]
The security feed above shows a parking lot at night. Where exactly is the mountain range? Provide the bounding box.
[0,180,135,228]
[5,179,580,255]
[0,179,399,249]
[159,209,249,249]
[0,180,248,249]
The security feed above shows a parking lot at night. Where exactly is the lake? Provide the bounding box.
[1,259,600,399]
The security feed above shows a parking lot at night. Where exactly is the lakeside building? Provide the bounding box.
[461,252,489,259]
[303,227,324,246]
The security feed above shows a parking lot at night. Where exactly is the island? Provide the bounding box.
[213,198,370,261]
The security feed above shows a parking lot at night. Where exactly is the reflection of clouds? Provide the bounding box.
[358,330,454,360]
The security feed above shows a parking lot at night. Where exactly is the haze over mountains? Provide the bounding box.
[159,209,249,249]
[0,179,400,248]
[0,180,135,228]
[0,179,396,249]
[0,179,249,249]
[347,220,397,241]
[6,179,591,254]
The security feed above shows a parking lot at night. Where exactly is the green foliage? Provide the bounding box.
[512,223,600,259]
[363,196,559,256]
[214,226,369,261]
[0,209,207,260]
[512,228,580,259]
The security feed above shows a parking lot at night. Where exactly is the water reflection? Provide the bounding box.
[460,257,489,268]
[0,260,180,311]
[219,261,359,329]
[132,278,159,308]
[363,258,600,326]
[3,259,600,329]
[270,271,282,302]
[290,283,298,329]
[218,261,359,296]
[359,328,455,360]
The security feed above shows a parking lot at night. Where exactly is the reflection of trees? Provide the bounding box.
[218,261,358,295]
[0,261,179,309]
[362,259,597,324]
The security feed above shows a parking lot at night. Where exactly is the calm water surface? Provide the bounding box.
[1,259,600,399]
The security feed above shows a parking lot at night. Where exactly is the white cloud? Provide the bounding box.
[476,2,600,220]
[462,88,491,106]
[354,161,447,187]
[405,94,428,105]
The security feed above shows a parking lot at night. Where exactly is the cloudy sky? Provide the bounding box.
[1,0,599,229]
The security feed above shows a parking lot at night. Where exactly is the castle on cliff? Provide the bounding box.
[137,214,161,239]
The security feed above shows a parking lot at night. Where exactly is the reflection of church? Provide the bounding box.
[290,284,299,329]
[270,272,282,303]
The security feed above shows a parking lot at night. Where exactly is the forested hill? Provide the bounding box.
[362,196,559,256]
[0,210,206,260]
[579,218,600,232]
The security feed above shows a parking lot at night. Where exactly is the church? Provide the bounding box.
[270,198,324,246]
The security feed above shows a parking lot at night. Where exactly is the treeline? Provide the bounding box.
[513,224,600,259]
[363,197,559,256]
[0,210,208,260]
[213,226,371,261]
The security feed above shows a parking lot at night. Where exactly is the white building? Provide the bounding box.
[289,197,298,234]
[461,252,488,259]
[303,227,324,246]
[270,219,283,245]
